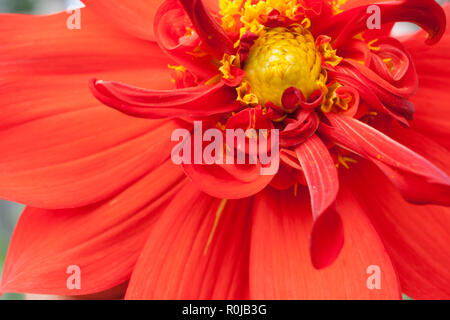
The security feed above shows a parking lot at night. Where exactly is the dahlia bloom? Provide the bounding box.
[0,0,449,299]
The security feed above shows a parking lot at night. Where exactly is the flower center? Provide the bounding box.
[243,26,322,107]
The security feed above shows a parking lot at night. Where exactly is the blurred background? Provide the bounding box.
[0,0,447,300]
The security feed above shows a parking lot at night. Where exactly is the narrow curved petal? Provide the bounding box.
[0,161,185,296]
[402,4,450,149]
[0,8,179,208]
[153,0,218,79]
[315,0,446,47]
[126,183,252,299]
[295,135,343,269]
[341,156,450,299]
[89,79,240,119]
[320,114,450,205]
[249,188,401,299]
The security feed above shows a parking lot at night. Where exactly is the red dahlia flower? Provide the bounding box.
[0,0,449,300]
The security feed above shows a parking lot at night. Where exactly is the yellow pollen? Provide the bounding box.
[203,199,228,256]
[368,39,381,51]
[330,0,348,14]
[337,154,357,169]
[243,26,322,107]
[168,64,187,72]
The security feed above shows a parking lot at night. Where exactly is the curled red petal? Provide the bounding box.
[183,162,274,199]
[89,79,239,119]
[320,114,450,206]
[314,0,446,48]
[225,106,274,156]
[281,86,305,111]
[295,135,344,269]
[335,85,360,117]
[178,0,235,58]
[309,206,345,270]
[154,0,217,79]
[329,59,415,123]
[237,31,259,62]
[279,110,319,148]
[269,159,303,190]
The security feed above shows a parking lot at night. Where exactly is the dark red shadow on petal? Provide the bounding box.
[310,206,345,269]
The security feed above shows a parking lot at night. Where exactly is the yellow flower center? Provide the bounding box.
[243,26,323,107]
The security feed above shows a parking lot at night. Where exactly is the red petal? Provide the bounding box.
[315,0,446,47]
[82,0,163,41]
[178,0,234,57]
[125,183,252,299]
[320,114,450,205]
[183,161,274,199]
[154,0,218,79]
[330,52,417,123]
[295,135,343,269]
[89,79,240,119]
[341,156,450,299]
[249,188,401,299]
[0,9,179,208]
[0,161,185,296]
[403,4,450,149]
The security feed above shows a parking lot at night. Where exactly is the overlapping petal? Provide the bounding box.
[0,8,180,208]
[126,183,252,299]
[320,114,450,205]
[154,0,219,79]
[402,4,450,149]
[249,188,401,299]
[295,135,343,269]
[89,79,240,119]
[178,0,235,57]
[315,0,446,47]
[341,156,450,299]
[1,161,186,296]
[183,161,275,199]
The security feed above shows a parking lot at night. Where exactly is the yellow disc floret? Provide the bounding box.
[243,26,322,107]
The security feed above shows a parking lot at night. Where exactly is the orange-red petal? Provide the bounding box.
[125,183,252,299]
[249,187,401,299]
[0,161,185,296]
[0,8,179,208]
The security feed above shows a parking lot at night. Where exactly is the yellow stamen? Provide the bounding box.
[186,46,210,58]
[337,153,357,169]
[317,40,343,67]
[329,0,347,14]
[203,199,228,256]
[219,53,240,80]
[321,81,351,113]
[236,80,258,105]
[168,64,187,72]
[368,39,381,51]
